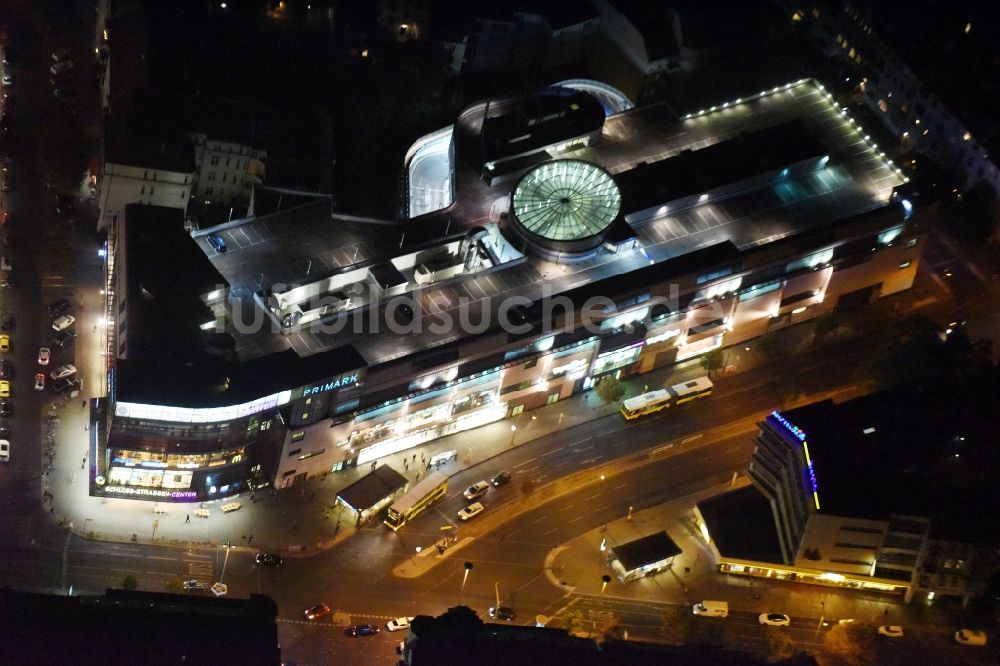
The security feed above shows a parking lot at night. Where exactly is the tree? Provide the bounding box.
[813,311,842,339]
[818,622,879,666]
[595,376,626,404]
[766,630,800,663]
[756,332,786,362]
[121,575,139,591]
[699,348,725,376]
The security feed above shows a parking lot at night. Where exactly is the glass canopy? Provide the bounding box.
[512,160,621,241]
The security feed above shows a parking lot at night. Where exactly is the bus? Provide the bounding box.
[620,376,713,420]
[385,471,448,531]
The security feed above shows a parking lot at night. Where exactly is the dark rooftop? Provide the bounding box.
[616,119,828,217]
[610,531,682,571]
[698,486,784,564]
[607,0,681,62]
[782,371,1000,544]
[104,118,196,173]
[0,588,280,666]
[337,465,408,512]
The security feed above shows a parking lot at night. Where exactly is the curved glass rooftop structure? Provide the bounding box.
[512,160,621,244]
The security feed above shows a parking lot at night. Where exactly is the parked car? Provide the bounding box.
[304,604,330,621]
[46,299,71,318]
[0,400,12,417]
[52,377,79,394]
[52,329,76,348]
[51,315,75,332]
[0,334,9,352]
[344,624,379,637]
[182,580,207,591]
[34,373,45,391]
[457,502,484,521]
[386,617,414,632]
[491,470,512,486]
[255,553,284,567]
[49,60,74,75]
[954,629,987,646]
[1,73,12,88]
[758,613,791,627]
[488,606,516,621]
[0,380,10,398]
[0,438,8,462]
[463,481,490,500]
[51,48,72,62]
[37,347,50,365]
[0,314,14,331]
[0,423,9,438]
[50,364,76,380]
[877,625,904,638]
[208,234,226,253]
[0,358,12,378]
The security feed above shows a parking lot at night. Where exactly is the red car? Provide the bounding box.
[304,603,330,621]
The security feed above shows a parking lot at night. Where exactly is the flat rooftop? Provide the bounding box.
[782,371,1000,544]
[195,79,902,368]
[698,486,783,564]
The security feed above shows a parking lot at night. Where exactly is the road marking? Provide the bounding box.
[613,483,627,490]
[651,443,674,454]
[147,556,175,561]
[514,457,537,468]
[530,516,547,526]
[681,434,703,444]
[520,466,539,475]
[567,516,584,524]
[583,493,601,502]
[561,504,574,511]
[543,527,558,535]
[541,449,561,457]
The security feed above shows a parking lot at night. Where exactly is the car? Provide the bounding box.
[0,380,8,398]
[50,364,76,380]
[0,423,9,438]
[0,334,8,352]
[0,358,12,378]
[386,617,414,632]
[877,625,904,638]
[52,315,75,332]
[0,400,11,417]
[488,606,516,621]
[53,376,79,393]
[1,73,12,87]
[255,553,284,566]
[0,315,13,330]
[49,60,74,75]
[34,373,45,391]
[954,629,987,646]
[38,347,50,365]
[47,299,71,318]
[51,48,72,62]
[463,481,490,500]
[758,613,791,627]
[182,580,207,591]
[458,502,485,521]
[208,234,227,253]
[491,470,512,486]
[0,256,10,271]
[304,603,330,620]
[0,438,8,462]
[52,329,76,348]
[344,624,379,637]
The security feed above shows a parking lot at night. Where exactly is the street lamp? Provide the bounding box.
[601,574,611,595]
[509,424,517,448]
[461,561,473,597]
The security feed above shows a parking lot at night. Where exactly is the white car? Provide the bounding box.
[0,439,8,462]
[463,481,490,501]
[50,364,77,380]
[758,613,791,627]
[1,73,12,88]
[877,625,904,638]
[386,616,414,632]
[38,347,51,365]
[183,580,207,591]
[458,502,484,521]
[954,629,987,646]
[52,315,75,332]
[49,60,74,75]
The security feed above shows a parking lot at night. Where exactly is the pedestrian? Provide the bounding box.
[50,506,54,514]
[185,514,190,523]
[241,534,246,542]
[82,400,86,409]
[421,453,425,462]
[412,454,416,462]
[371,461,377,470]
[247,535,253,545]
[404,460,408,470]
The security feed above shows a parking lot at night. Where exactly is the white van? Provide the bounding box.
[692,600,729,618]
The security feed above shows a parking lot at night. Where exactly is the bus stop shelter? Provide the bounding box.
[610,531,682,583]
[336,466,408,527]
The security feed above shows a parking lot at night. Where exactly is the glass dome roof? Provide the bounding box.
[512,160,621,242]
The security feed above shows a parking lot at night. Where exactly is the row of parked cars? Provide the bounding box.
[458,470,511,521]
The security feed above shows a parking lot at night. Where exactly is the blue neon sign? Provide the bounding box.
[770,411,806,441]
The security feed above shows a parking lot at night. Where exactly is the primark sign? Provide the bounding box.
[302,369,364,397]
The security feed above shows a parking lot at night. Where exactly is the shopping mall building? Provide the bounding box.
[97,78,930,502]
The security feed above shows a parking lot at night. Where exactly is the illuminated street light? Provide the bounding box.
[461,561,473,597]
[601,574,611,594]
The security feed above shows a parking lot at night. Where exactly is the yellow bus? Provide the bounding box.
[620,376,713,420]
[385,471,448,531]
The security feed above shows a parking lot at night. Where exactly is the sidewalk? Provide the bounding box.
[38,262,975,557]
